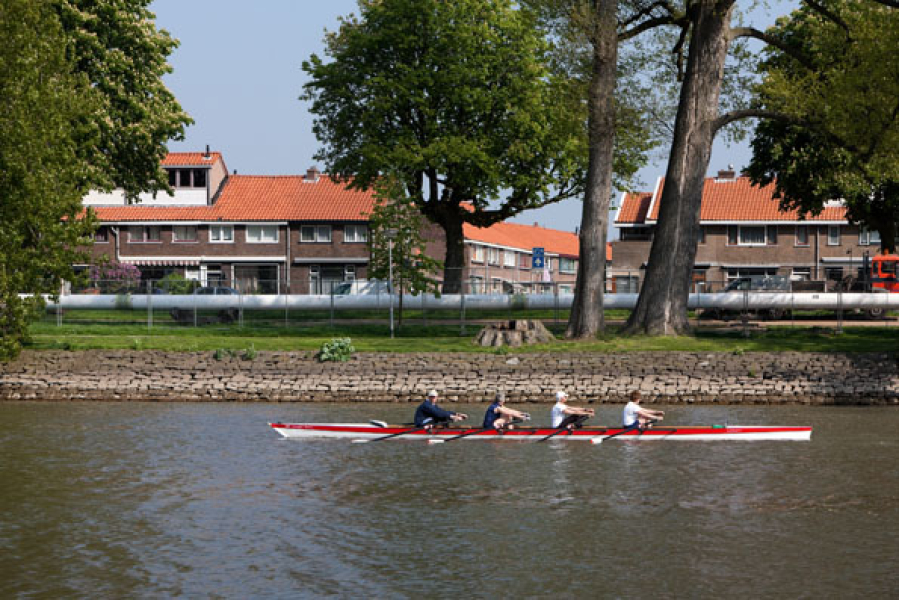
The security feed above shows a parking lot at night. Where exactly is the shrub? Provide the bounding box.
[243,343,258,361]
[317,337,355,362]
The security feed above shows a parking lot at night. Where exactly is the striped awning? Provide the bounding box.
[122,259,200,266]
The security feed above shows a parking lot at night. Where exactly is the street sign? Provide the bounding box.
[532,247,544,269]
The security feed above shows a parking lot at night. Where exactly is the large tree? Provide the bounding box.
[746,1,899,252]
[625,0,818,335]
[56,0,192,197]
[0,0,96,360]
[0,0,190,360]
[302,0,586,293]
[523,1,674,338]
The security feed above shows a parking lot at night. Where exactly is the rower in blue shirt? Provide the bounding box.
[483,392,530,430]
[414,390,467,428]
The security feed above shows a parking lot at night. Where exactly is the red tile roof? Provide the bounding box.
[161,152,225,167]
[464,220,581,258]
[616,176,848,224]
[93,175,377,222]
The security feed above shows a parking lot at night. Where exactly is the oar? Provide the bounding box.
[428,426,492,444]
[352,419,433,444]
[590,423,640,445]
[538,415,588,442]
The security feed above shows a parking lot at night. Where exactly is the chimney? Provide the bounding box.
[716,164,736,180]
[305,166,321,182]
[204,144,211,158]
[533,222,539,227]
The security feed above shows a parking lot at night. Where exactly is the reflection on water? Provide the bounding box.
[1,402,897,598]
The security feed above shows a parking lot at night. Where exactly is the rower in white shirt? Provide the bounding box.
[622,390,664,430]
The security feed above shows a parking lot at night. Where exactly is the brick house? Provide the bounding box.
[610,169,882,293]
[82,150,584,293]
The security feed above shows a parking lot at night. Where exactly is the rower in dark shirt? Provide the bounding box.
[483,392,529,430]
[414,390,467,428]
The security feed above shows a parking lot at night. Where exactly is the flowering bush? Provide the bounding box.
[90,262,142,293]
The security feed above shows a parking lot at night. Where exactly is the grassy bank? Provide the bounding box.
[27,318,899,354]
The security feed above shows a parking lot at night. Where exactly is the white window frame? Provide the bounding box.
[827,225,841,246]
[738,226,767,246]
[559,257,577,274]
[487,247,500,265]
[94,227,109,243]
[503,251,516,268]
[246,225,279,244]
[300,225,331,243]
[795,225,809,247]
[471,245,485,263]
[209,225,234,243]
[344,224,368,243]
[173,225,198,242]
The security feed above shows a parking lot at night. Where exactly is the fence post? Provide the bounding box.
[330,283,335,328]
[460,282,466,336]
[147,279,153,331]
[284,281,289,329]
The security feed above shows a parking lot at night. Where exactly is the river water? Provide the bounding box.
[1,402,897,598]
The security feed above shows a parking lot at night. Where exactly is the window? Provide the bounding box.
[697,227,705,244]
[739,226,766,245]
[519,254,530,269]
[94,227,108,243]
[615,276,639,294]
[166,168,208,188]
[727,226,770,246]
[791,267,811,281]
[795,226,809,247]
[344,265,356,281]
[209,225,233,242]
[469,276,484,294]
[247,225,279,243]
[129,226,161,243]
[503,251,516,267]
[471,245,485,263]
[559,257,577,273]
[859,227,881,246]
[487,247,500,265]
[827,225,840,246]
[620,227,652,241]
[300,225,331,242]
[767,226,778,245]
[173,225,197,242]
[344,224,368,243]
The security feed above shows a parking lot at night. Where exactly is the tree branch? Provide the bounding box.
[712,108,799,133]
[802,0,852,36]
[729,27,817,70]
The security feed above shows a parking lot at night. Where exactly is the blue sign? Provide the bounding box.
[532,247,545,269]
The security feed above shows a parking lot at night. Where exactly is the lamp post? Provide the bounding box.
[384,228,398,338]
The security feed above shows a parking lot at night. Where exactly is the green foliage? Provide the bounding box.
[302,0,586,290]
[367,180,443,324]
[747,1,899,251]
[158,272,197,295]
[243,344,258,361]
[0,0,189,362]
[317,338,356,362]
[0,0,97,361]
[54,0,192,198]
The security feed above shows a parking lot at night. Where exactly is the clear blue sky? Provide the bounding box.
[152,0,790,233]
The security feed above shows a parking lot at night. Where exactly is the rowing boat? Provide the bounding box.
[268,422,812,442]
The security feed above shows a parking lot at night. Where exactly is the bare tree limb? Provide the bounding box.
[712,108,798,132]
[729,27,817,70]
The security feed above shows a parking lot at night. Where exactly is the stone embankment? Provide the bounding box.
[1,350,898,404]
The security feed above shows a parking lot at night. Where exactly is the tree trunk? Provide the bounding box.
[566,1,617,339]
[625,0,734,335]
[439,211,466,294]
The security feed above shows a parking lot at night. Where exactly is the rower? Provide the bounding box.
[483,392,530,431]
[551,391,594,430]
[414,389,467,430]
[622,390,664,430]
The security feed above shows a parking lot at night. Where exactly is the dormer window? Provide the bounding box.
[167,168,207,188]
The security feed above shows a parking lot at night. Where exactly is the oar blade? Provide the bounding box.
[427,439,445,445]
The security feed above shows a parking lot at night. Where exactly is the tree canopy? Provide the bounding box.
[746,0,899,252]
[302,0,586,292]
[0,0,189,361]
